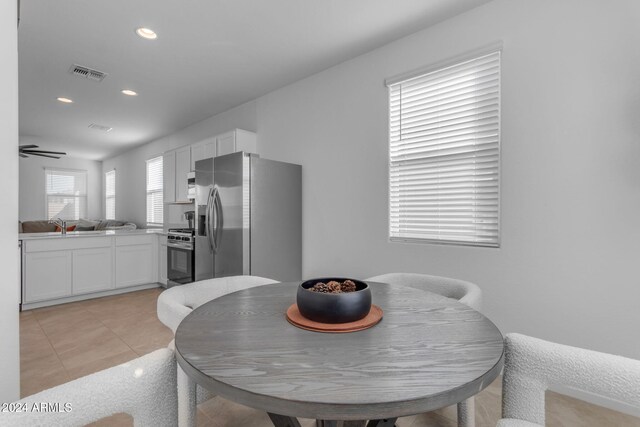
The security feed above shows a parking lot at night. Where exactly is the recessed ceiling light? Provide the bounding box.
[136,27,157,40]
[121,89,138,96]
[56,97,73,103]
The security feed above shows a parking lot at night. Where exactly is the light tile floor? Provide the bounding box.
[20,288,640,427]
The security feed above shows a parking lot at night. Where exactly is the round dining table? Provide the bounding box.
[175,281,504,427]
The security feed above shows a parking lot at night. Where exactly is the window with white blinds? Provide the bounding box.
[387,50,500,247]
[45,168,88,220]
[105,169,116,220]
[146,156,163,227]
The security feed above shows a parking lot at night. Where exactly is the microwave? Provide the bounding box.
[187,171,195,200]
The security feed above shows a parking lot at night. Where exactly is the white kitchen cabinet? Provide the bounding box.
[216,129,257,157]
[163,146,191,203]
[73,247,113,295]
[164,130,256,203]
[21,232,164,310]
[175,146,191,202]
[23,251,72,303]
[190,138,216,170]
[163,150,176,203]
[115,236,157,288]
[188,129,257,171]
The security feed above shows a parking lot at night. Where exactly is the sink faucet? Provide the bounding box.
[49,218,67,234]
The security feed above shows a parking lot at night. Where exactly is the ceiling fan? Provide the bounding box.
[19,145,67,159]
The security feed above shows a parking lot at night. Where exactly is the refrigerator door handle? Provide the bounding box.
[213,186,223,251]
[210,186,220,254]
[205,186,214,253]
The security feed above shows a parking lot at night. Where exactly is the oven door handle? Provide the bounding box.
[167,241,194,250]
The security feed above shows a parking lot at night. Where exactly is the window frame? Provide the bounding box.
[105,169,116,220]
[386,44,502,248]
[44,167,88,221]
[146,155,164,228]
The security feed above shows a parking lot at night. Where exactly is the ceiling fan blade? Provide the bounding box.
[19,144,39,150]
[19,153,29,158]
[30,153,62,159]
[21,149,67,155]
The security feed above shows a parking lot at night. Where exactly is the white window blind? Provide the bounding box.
[388,50,500,247]
[105,169,116,220]
[45,168,88,220]
[146,156,163,227]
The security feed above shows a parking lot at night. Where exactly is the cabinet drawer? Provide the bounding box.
[24,237,111,252]
[115,235,156,246]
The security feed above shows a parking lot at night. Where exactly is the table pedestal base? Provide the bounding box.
[366,420,397,427]
[266,415,397,427]
[267,413,303,427]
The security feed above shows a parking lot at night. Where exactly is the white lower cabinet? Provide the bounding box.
[73,247,113,295]
[115,236,157,288]
[21,233,162,308]
[24,251,72,303]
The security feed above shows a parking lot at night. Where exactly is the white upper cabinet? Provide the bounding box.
[164,129,257,204]
[191,137,216,170]
[191,129,257,171]
[163,146,191,203]
[163,150,176,203]
[216,129,257,158]
[175,146,191,203]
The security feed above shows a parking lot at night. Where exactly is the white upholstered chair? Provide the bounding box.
[157,275,279,427]
[1,348,177,426]
[157,275,279,336]
[366,272,482,311]
[498,333,640,427]
[366,272,483,427]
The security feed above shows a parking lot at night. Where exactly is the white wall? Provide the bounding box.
[102,101,256,227]
[0,0,21,401]
[106,0,640,360]
[256,0,640,358]
[19,154,103,221]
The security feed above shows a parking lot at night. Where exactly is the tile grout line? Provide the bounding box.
[22,290,166,397]
[29,310,72,387]
[90,306,141,358]
[197,408,215,426]
[33,303,136,382]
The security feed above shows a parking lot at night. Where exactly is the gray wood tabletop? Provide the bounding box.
[175,282,504,421]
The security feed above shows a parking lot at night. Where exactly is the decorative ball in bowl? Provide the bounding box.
[296,278,371,324]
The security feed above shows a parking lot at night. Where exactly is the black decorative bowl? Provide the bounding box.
[296,278,371,324]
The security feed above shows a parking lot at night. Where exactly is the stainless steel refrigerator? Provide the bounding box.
[194,152,302,282]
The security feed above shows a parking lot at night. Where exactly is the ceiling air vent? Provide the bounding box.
[68,64,107,82]
[88,123,113,132]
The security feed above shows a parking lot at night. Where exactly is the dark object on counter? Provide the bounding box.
[297,278,371,323]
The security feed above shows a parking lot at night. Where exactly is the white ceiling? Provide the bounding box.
[18,0,491,160]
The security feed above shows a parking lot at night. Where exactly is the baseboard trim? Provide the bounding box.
[550,384,640,419]
[21,283,161,310]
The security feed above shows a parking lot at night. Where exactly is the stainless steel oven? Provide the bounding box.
[166,228,195,288]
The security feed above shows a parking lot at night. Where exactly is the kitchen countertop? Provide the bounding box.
[19,228,166,240]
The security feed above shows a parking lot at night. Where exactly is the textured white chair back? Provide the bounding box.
[157,275,279,333]
[366,272,482,311]
[157,275,278,426]
[499,333,640,426]
[1,348,177,426]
